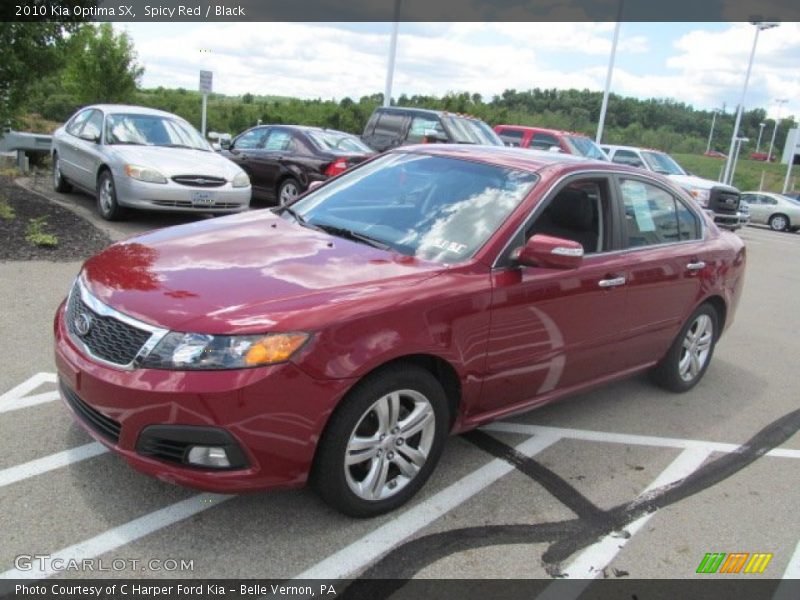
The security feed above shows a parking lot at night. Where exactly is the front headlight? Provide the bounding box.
[141,332,310,370]
[124,164,168,184]
[688,187,710,206]
[231,171,250,188]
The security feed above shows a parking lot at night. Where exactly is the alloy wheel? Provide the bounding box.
[678,314,714,382]
[344,389,436,501]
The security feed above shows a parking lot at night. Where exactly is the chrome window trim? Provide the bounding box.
[491,168,708,269]
[67,277,169,371]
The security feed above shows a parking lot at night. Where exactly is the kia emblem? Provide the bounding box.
[74,313,93,336]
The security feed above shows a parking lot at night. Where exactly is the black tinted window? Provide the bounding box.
[530,133,559,149]
[374,112,407,137]
[498,129,524,147]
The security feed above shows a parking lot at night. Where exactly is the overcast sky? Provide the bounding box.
[117,22,800,120]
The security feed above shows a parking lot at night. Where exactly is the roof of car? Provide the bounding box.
[603,144,666,153]
[86,104,180,118]
[375,106,485,120]
[399,144,626,174]
[495,125,593,138]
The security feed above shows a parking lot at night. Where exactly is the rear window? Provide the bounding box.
[374,112,407,137]
[497,129,524,147]
[441,116,503,145]
[306,130,372,153]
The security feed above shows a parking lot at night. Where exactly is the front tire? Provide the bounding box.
[311,364,450,518]
[650,303,718,393]
[53,153,72,193]
[769,213,789,232]
[96,170,125,221]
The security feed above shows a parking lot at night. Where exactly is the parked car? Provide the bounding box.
[600,144,745,231]
[494,125,609,161]
[55,145,745,517]
[703,150,727,159]
[222,125,374,205]
[52,105,251,220]
[361,106,503,152]
[740,191,800,232]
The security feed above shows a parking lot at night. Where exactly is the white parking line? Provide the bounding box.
[0,443,107,488]
[555,448,711,585]
[485,422,800,459]
[0,373,58,414]
[0,493,232,579]
[293,431,561,580]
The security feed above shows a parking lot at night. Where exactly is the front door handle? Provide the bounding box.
[686,261,706,271]
[598,276,626,288]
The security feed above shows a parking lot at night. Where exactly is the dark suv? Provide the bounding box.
[361,107,503,152]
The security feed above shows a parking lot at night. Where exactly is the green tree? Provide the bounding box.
[63,23,144,105]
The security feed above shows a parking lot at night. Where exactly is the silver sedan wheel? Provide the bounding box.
[99,177,114,214]
[770,215,788,231]
[53,157,61,187]
[678,314,714,382]
[279,181,299,205]
[344,389,436,501]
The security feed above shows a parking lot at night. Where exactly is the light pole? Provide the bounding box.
[722,21,779,185]
[767,98,789,162]
[756,122,766,152]
[383,0,401,107]
[596,14,622,144]
[706,108,721,154]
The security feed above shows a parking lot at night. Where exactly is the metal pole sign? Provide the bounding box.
[199,70,213,137]
[782,128,799,193]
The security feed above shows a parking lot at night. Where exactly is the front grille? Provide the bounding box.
[172,175,226,187]
[137,437,189,464]
[61,381,121,443]
[151,200,241,209]
[66,285,151,366]
[709,188,740,214]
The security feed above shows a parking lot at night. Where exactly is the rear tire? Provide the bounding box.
[277,178,301,206]
[311,364,449,518]
[96,170,126,221]
[53,153,72,193]
[769,213,789,232]
[650,303,718,393]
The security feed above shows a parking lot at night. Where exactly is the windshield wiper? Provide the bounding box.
[313,223,391,250]
[110,141,146,146]
[159,144,206,151]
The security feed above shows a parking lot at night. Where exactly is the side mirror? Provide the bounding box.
[307,180,323,192]
[513,234,584,269]
[220,138,231,150]
[79,132,99,143]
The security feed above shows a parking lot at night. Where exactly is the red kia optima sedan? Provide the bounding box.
[54,146,745,517]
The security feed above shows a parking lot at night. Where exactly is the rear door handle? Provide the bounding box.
[686,261,706,271]
[598,276,626,288]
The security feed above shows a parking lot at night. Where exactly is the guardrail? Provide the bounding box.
[0,131,53,172]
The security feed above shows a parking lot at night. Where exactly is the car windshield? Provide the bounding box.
[441,116,504,146]
[563,136,608,160]
[290,153,537,264]
[105,114,210,150]
[641,151,687,176]
[306,130,373,154]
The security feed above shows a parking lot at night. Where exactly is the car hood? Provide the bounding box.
[667,173,735,192]
[108,145,243,179]
[81,210,444,334]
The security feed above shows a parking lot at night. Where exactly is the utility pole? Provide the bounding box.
[706,108,721,154]
[596,12,622,144]
[766,98,788,162]
[383,0,401,107]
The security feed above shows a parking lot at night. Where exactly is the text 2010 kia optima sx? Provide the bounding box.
[55,146,746,517]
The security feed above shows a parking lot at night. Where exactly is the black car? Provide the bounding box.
[361,106,504,152]
[222,125,374,205]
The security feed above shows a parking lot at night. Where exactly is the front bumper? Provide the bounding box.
[710,211,741,230]
[114,175,251,214]
[54,301,353,492]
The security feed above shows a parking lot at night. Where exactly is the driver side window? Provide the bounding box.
[234,127,267,150]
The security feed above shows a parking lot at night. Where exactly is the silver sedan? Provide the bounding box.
[52,104,251,220]
[740,191,800,232]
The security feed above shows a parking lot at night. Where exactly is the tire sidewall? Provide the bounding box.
[312,365,450,518]
[278,178,301,206]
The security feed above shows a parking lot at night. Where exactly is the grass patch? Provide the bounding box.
[0,200,15,220]
[673,153,798,193]
[25,216,58,247]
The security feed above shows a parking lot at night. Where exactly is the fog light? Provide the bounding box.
[187,446,230,468]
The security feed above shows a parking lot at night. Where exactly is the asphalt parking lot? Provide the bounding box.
[1,182,799,590]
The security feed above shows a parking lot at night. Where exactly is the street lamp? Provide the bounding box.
[767,98,789,162]
[596,0,624,144]
[722,21,779,185]
[706,108,722,154]
[383,0,401,107]
[756,122,766,152]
